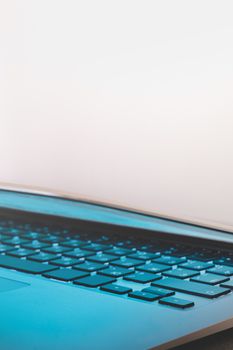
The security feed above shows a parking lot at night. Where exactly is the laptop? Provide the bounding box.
[1,1,233,349]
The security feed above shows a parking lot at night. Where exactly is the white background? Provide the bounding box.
[0,0,233,229]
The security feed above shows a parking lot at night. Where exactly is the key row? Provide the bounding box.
[0,255,232,298]
[2,245,233,282]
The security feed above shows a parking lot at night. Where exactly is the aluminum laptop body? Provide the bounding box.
[0,187,233,350]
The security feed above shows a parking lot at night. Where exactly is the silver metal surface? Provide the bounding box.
[0,185,233,349]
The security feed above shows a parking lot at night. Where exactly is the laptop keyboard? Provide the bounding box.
[0,218,233,310]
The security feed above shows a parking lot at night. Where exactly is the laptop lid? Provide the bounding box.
[0,0,233,233]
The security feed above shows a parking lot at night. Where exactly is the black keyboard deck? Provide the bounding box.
[0,218,233,310]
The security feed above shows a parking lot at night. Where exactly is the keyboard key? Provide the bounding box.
[191,273,230,285]
[82,243,112,252]
[3,237,30,246]
[39,234,62,243]
[214,254,233,266]
[163,268,199,279]
[124,271,161,283]
[114,240,134,249]
[74,275,116,287]
[61,239,88,248]
[0,244,17,253]
[163,246,194,257]
[154,255,186,266]
[142,287,175,297]
[0,255,57,274]
[1,228,22,237]
[43,268,89,281]
[130,251,160,261]
[50,257,81,267]
[87,253,118,263]
[152,277,230,299]
[180,260,214,271]
[96,235,114,244]
[214,258,233,267]
[21,231,42,240]
[111,257,144,268]
[74,261,107,272]
[105,247,134,256]
[64,248,95,259]
[22,240,50,250]
[220,280,233,289]
[42,245,72,254]
[137,262,171,274]
[98,266,133,277]
[208,265,233,276]
[7,248,37,258]
[0,234,12,241]
[189,249,219,261]
[28,252,58,262]
[159,296,194,309]
[128,291,160,301]
[100,284,132,295]
[139,244,155,252]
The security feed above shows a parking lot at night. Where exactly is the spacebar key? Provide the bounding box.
[152,277,230,298]
[0,255,57,274]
